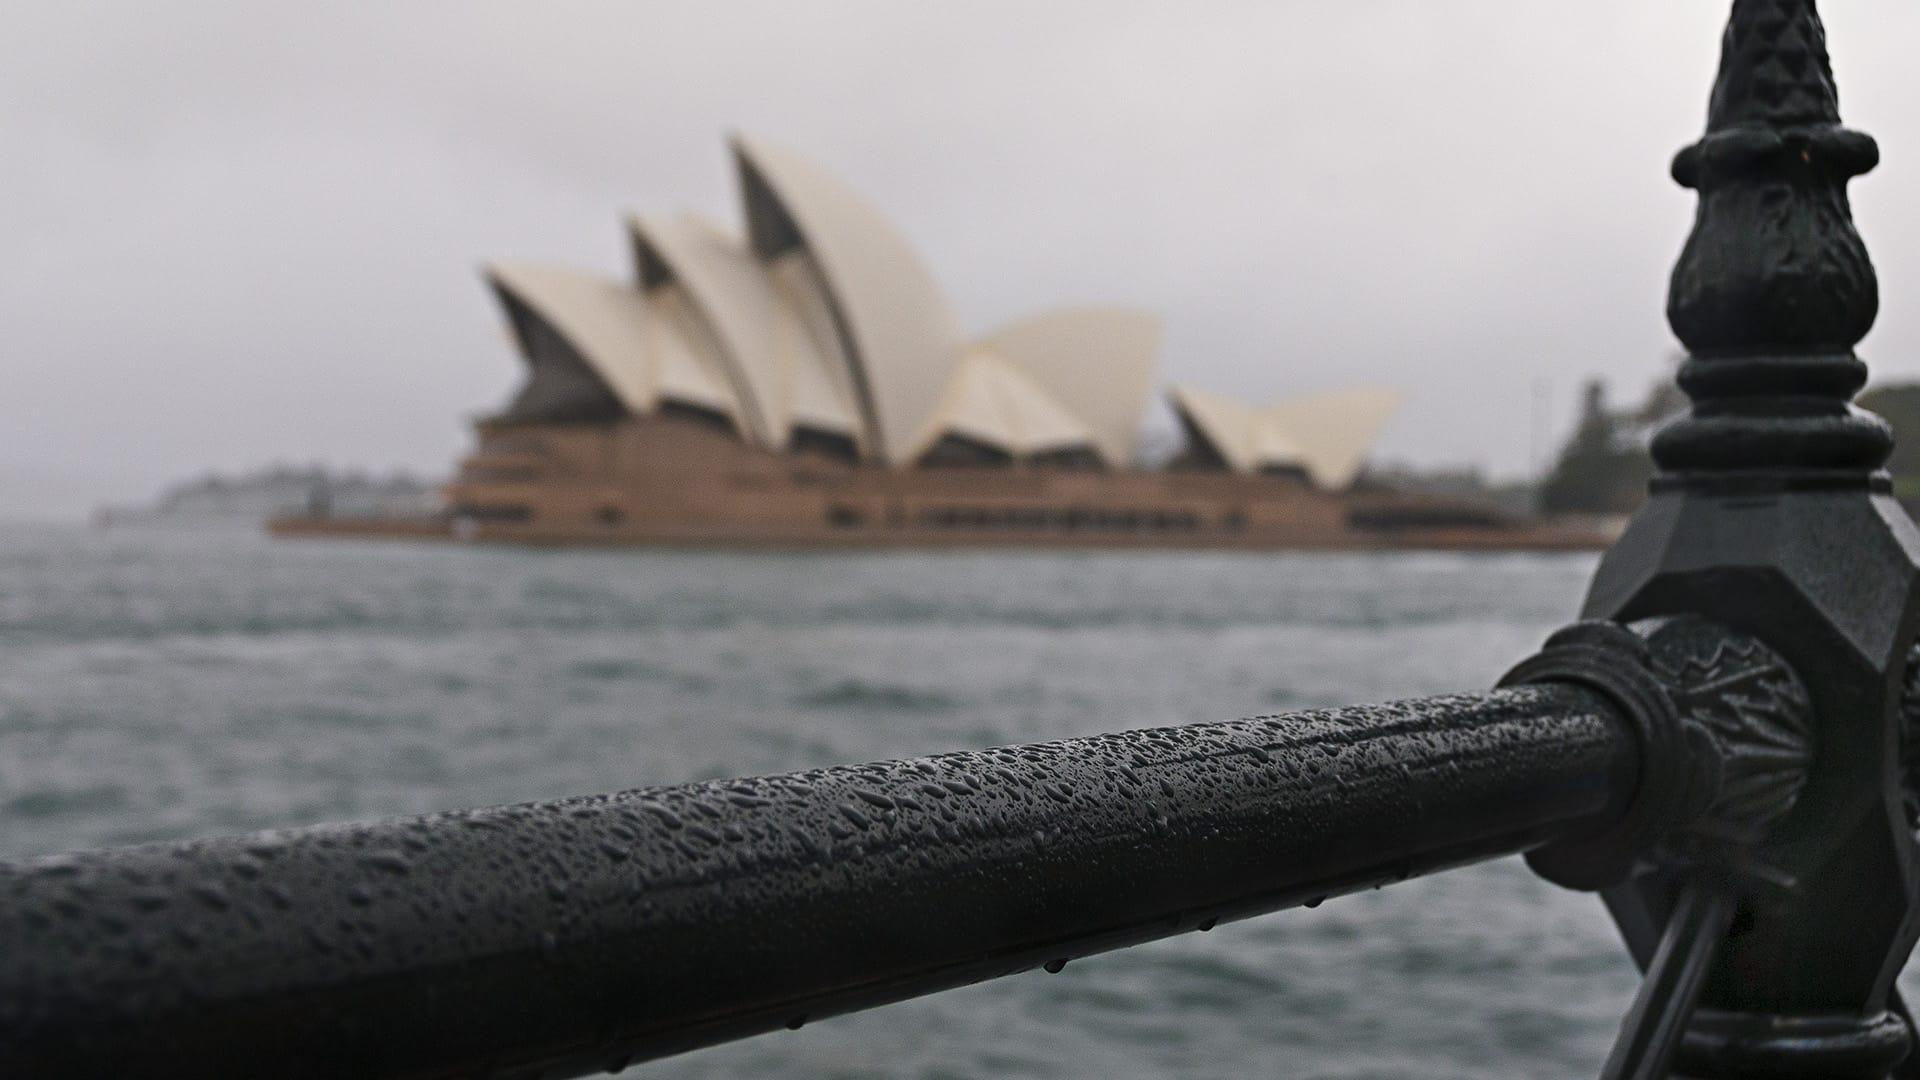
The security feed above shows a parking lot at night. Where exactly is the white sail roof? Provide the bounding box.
[1168,384,1399,489]
[486,262,743,427]
[1168,385,1265,473]
[763,252,866,443]
[732,134,965,463]
[977,307,1160,466]
[628,215,773,445]
[1266,388,1402,489]
[627,213,861,449]
[486,137,1169,469]
[642,286,747,421]
[913,349,1100,461]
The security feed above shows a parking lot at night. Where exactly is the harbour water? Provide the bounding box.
[1,524,1899,1077]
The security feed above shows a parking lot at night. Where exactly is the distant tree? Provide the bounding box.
[1536,380,1655,515]
[1859,383,1920,502]
[1630,380,1689,429]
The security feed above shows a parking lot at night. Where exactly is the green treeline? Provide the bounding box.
[1535,380,1920,515]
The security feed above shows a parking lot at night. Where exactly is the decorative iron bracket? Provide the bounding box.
[1505,618,1816,1079]
[1503,617,1812,893]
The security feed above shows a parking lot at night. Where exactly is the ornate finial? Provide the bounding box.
[1655,0,1890,475]
[1706,0,1841,130]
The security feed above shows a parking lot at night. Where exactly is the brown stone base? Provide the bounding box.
[270,415,1610,553]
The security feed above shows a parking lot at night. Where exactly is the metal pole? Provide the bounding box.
[1574,1,1920,1075]
[1,685,1634,1079]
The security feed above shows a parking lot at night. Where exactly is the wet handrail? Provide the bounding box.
[0,685,1635,1078]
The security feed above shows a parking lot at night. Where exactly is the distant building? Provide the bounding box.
[485,135,1395,475]
[97,466,440,529]
[277,136,1597,551]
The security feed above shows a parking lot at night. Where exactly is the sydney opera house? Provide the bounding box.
[277,135,1595,549]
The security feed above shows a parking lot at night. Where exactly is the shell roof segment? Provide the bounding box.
[914,349,1101,462]
[1266,388,1401,489]
[628,213,862,451]
[731,134,966,464]
[976,308,1160,466]
[1168,384,1400,489]
[486,262,743,429]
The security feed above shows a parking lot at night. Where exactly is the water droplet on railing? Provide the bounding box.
[1044,958,1068,974]
[852,788,895,810]
[787,826,823,857]
[643,804,685,830]
[361,851,413,876]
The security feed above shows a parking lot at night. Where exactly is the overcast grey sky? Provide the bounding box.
[5,1,1920,518]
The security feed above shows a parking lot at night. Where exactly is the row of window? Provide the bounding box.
[451,504,623,527]
[459,466,544,483]
[452,503,1259,534]
[451,503,533,524]
[828,504,1233,533]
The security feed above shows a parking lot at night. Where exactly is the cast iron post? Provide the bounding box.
[1577,1,1920,1075]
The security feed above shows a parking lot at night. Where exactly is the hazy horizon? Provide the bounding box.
[7,1,1920,521]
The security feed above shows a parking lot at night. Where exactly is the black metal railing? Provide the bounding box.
[4,2,1918,1078]
[0,685,1636,1077]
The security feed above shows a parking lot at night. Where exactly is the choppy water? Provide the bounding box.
[2,524,1896,1077]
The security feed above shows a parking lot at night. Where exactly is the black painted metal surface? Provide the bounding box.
[1503,617,1812,893]
[0,685,1635,1079]
[1576,1,1920,1076]
[1502,617,1818,1074]
[1601,883,1738,1080]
